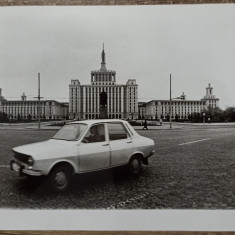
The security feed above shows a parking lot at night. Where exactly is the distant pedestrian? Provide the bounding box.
[160,118,162,126]
[143,120,148,130]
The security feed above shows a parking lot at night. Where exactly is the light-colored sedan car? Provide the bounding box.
[10,119,155,191]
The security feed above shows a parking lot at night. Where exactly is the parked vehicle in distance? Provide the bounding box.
[10,119,155,192]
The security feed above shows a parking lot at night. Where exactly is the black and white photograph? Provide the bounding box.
[0,3,235,231]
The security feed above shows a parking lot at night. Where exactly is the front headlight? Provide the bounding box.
[27,156,34,165]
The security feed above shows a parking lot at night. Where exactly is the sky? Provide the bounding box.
[0,4,235,109]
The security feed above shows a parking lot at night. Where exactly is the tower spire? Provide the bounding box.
[101,43,107,71]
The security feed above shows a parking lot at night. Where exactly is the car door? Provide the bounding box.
[78,123,110,172]
[107,122,134,166]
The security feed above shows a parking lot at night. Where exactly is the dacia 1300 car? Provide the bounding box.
[10,119,155,192]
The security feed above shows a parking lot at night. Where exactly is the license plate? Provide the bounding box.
[12,162,20,172]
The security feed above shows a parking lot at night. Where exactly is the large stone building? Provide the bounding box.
[0,90,69,120]
[139,84,219,120]
[69,46,138,120]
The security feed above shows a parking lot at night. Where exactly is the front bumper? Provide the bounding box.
[10,160,43,176]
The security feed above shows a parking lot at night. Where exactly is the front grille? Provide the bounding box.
[14,151,30,164]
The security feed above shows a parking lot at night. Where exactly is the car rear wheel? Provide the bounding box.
[128,156,143,175]
[49,165,73,192]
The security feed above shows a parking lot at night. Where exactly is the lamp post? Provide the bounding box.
[169,74,172,129]
[38,73,41,129]
[203,112,206,124]
[34,73,43,129]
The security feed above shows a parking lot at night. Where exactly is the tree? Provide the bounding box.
[203,106,224,122]
[224,107,235,122]
[17,114,21,121]
[27,114,32,121]
[3,112,8,122]
[211,107,224,122]
[166,114,170,121]
[0,112,8,122]
[175,114,179,122]
[0,112,3,122]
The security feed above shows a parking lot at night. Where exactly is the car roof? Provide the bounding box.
[69,119,128,125]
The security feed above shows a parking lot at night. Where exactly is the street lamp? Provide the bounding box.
[34,73,43,129]
[169,75,179,129]
[170,74,172,129]
[203,112,206,124]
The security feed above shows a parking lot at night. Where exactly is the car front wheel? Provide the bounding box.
[128,156,143,175]
[49,165,73,192]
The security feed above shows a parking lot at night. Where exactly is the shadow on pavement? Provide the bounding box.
[12,166,143,198]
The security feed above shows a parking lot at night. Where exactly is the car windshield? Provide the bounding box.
[52,123,87,141]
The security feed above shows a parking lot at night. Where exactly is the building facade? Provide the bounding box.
[0,91,69,120]
[69,46,138,120]
[139,84,219,120]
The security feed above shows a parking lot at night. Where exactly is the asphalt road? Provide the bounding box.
[0,124,234,209]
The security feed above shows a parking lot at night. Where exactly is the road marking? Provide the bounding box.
[0,165,10,168]
[179,138,211,146]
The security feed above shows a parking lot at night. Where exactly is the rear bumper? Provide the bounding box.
[143,150,155,165]
[10,159,43,176]
[147,149,155,158]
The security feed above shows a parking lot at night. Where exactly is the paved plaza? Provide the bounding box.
[0,122,234,209]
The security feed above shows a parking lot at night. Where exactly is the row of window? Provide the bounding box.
[88,87,122,93]
[155,102,205,106]
[8,114,61,119]
[84,114,122,120]
[92,82,115,85]
[71,102,137,113]
[2,102,54,106]
[71,86,138,94]
[161,106,203,112]
[92,73,115,82]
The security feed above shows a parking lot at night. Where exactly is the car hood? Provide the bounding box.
[12,139,78,160]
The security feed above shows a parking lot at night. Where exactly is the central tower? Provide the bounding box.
[99,44,108,118]
[100,43,107,72]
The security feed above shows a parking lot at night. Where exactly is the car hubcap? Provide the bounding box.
[54,172,67,188]
[131,159,140,173]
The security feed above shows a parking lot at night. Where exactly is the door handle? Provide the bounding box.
[126,140,132,143]
[102,143,109,146]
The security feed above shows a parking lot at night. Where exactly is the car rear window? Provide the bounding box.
[108,123,129,141]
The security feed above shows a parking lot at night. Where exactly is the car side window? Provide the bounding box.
[82,124,105,143]
[108,123,129,141]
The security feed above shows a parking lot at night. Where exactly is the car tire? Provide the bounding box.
[128,156,143,175]
[49,165,73,192]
